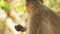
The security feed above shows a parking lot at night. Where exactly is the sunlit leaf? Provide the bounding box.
[16,6,25,11]
[1,2,12,12]
[0,1,5,7]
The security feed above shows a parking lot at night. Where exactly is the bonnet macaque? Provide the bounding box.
[15,0,44,32]
[26,0,60,34]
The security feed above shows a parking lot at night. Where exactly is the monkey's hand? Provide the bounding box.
[15,25,26,32]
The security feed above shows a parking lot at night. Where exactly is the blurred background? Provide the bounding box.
[0,0,60,34]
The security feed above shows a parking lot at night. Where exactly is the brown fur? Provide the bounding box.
[39,0,43,3]
[26,0,60,34]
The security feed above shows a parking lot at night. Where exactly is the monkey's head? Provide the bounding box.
[25,0,43,14]
[25,0,43,3]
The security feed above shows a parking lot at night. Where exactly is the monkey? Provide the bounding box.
[26,0,60,34]
[14,0,44,32]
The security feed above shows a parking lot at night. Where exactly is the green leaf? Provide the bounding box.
[16,6,26,11]
[0,1,5,7]
[1,6,8,12]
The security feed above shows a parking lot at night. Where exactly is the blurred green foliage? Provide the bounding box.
[44,0,56,8]
[0,0,60,15]
[0,22,2,27]
[0,0,12,12]
[15,0,26,12]
[44,0,60,16]
[0,0,60,17]
[44,0,60,8]
[0,0,25,12]
[0,21,3,29]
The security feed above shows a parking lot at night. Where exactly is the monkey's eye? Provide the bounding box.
[15,25,26,32]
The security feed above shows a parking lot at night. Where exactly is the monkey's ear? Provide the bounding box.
[15,25,26,32]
